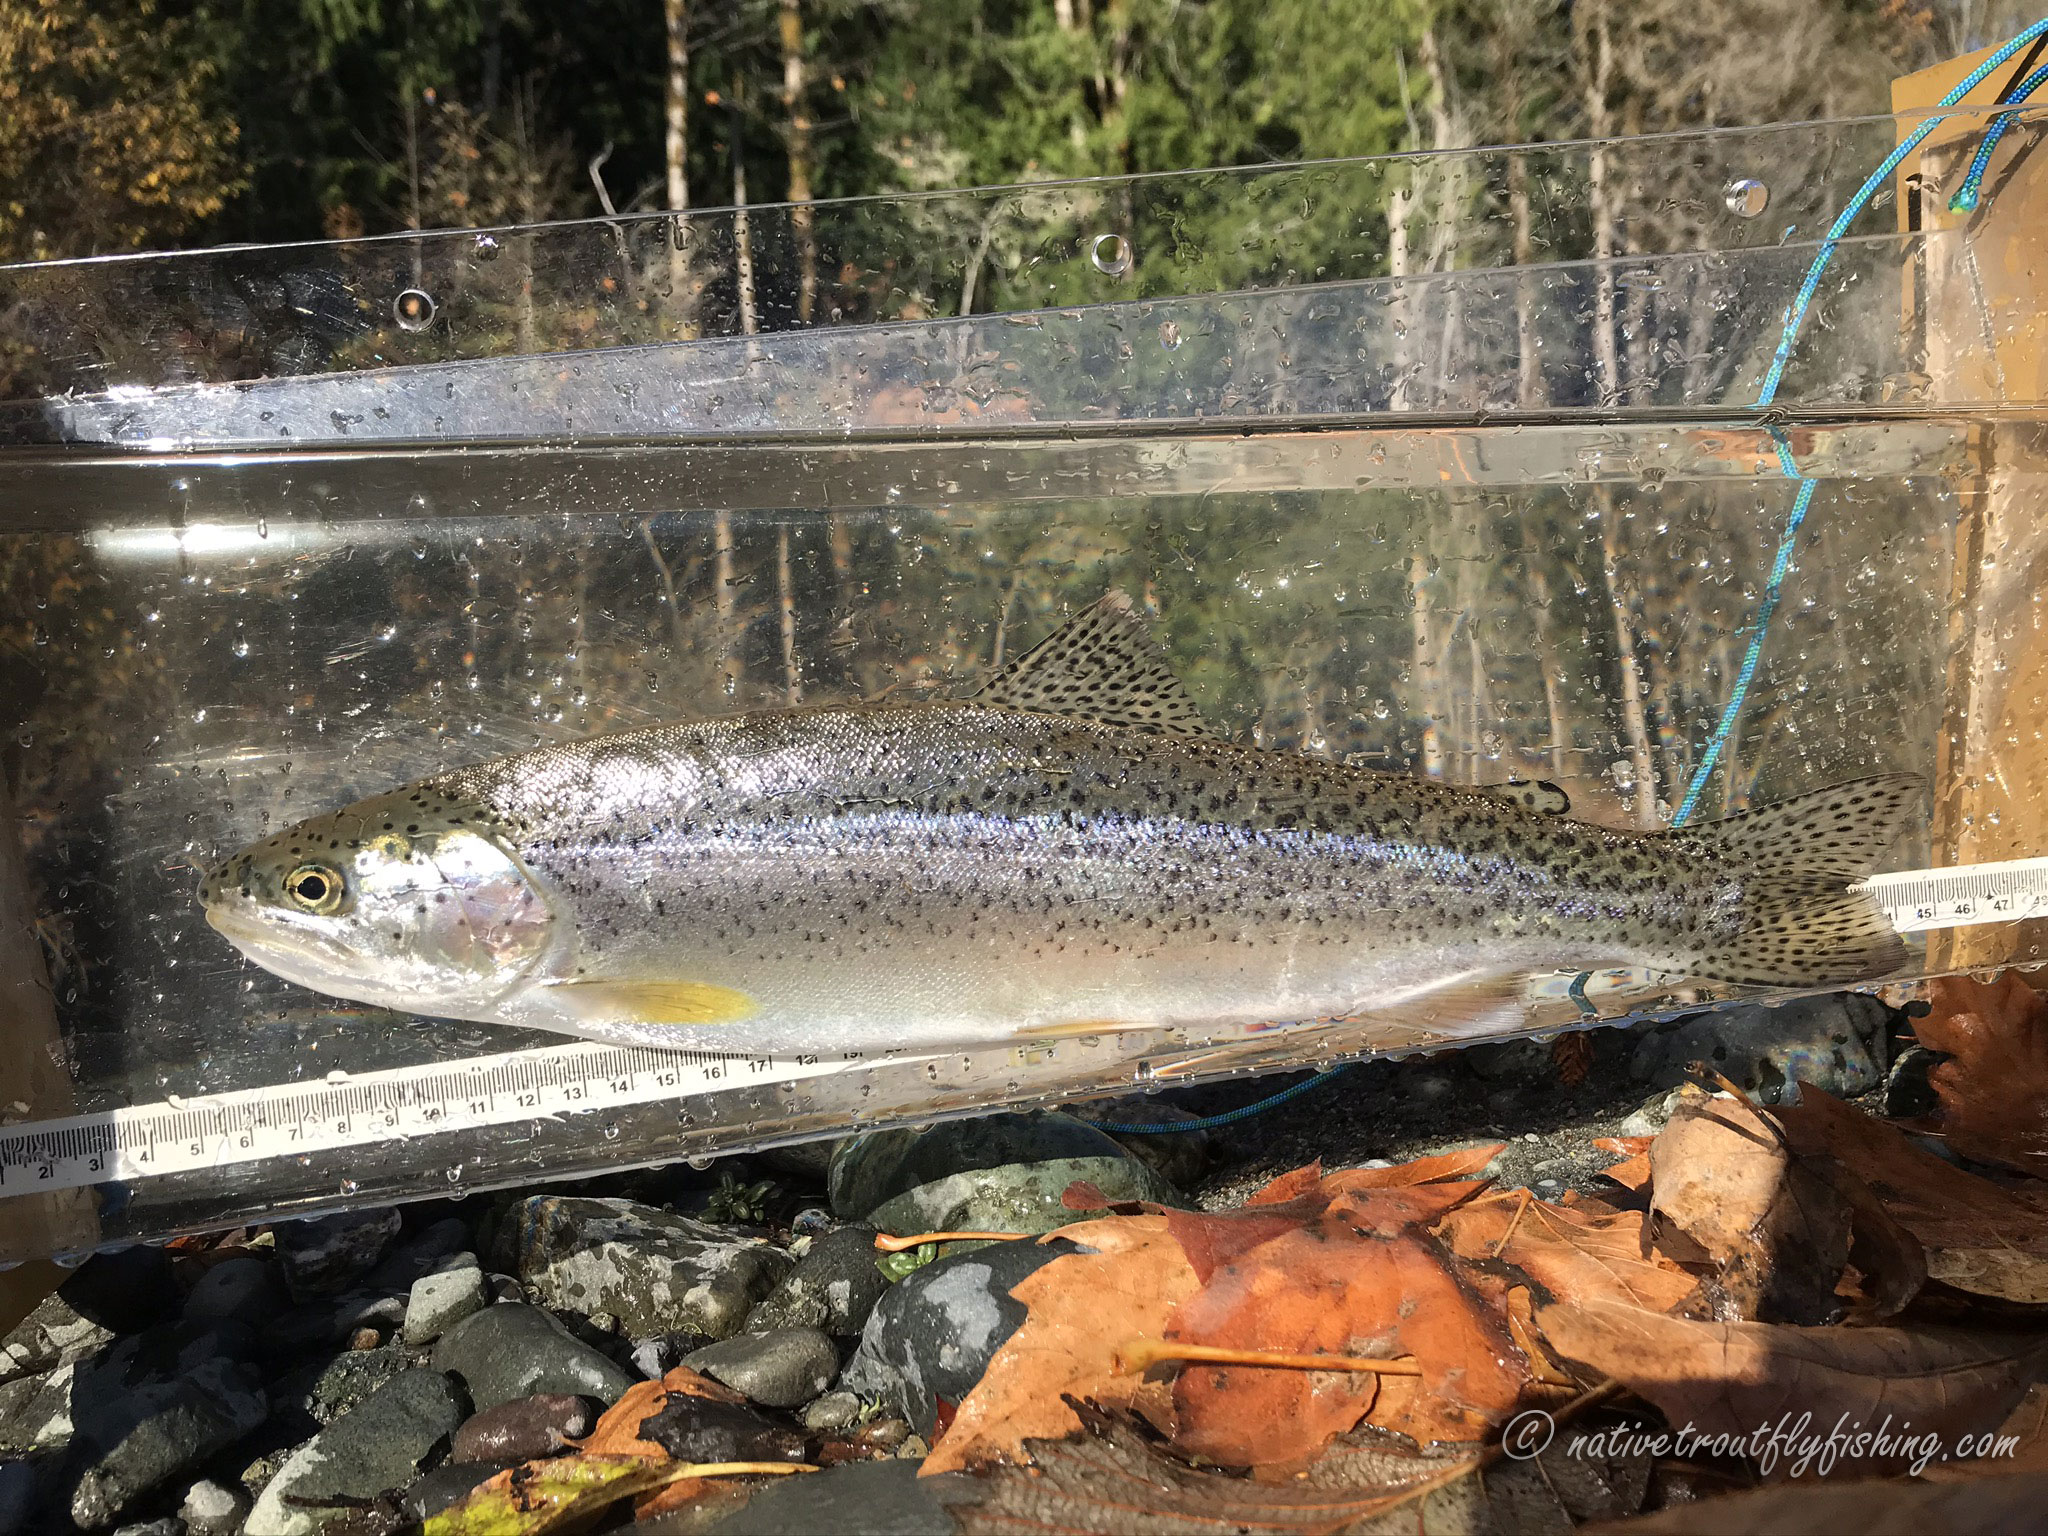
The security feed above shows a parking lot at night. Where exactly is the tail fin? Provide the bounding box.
[1680,774,1921,987]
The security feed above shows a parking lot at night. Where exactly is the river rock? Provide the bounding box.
[56,1251,175,1337]
[274,1211,403,1301]
[432,1304,634,1410]
[830,1112,1144,1219]
[679,1328,837,1409]
[634,1394,806,1465]
[263,1291,408,1352]
[68,1342,269,1528]
[183,1256,287,1327]
[743,1227,889,1338]
[402,1265,488,1346]
[861,1156,1179,1238]
[450,1393,594,1463]
[1629,993,1891,1104]
[304,1345,410,1426]
[399,1460,516,1523]
[243,1367,465,1536]
[0,1293,114,1384]
[841,1238,1076,1437]
[705,1455,981,1535]
[178,1477,250,1536]
[365,1217,475,1290]
[800,1391,862,1433]
[509,1197,791,1339]
[1070,1098,1218,1190]
[0,1364,75,1453]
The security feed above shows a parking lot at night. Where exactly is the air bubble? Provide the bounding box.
[1089,233,1134,277]
[394,289,438,331]
[1724,178,1769,217]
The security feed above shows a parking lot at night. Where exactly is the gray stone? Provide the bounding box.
[305,1347,410,1426]
[183,1257,286,1327]
[704,1456,980,1535]
[262,1292,407,1352]
[635,1395,806,1465]
[432,1304,634,1411]
[829,1112,1140,1220]
[402,1266,488,1346]
[841,1239,1076,1437]
[178,1478,249,1536]
[110,1520,183,1536]
[862,1156,1181,1238]
[744,1227,889,1338]
[243,1368,465,1536]
[0,1364,74,1453]
[1071,1098,1216,1190]
[800,1391,862,1433]
[510,1197,791,1339]
[1628,994,1892,1105]
[69,1352,269,1528]
[399,1461,514,1523]
[0,1459,37,1536]
[0,1293,114,1385]
[1619,1087,1685,1140]
[680,1328,838,1409]
[365,1218,475,1291]
[450,1393,594,1463]
[273,1211,403,1302]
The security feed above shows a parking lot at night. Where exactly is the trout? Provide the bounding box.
[201,592,1916,1054]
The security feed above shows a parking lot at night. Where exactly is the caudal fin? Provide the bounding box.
[1680,774,1921,987]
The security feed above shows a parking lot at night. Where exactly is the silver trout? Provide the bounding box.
[200,592,1916,1055]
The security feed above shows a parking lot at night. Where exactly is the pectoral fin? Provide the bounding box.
[546,979,759,1025]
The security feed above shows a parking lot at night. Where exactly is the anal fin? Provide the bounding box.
[546,979,759,1025]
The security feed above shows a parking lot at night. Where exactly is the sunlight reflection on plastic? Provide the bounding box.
[1090,233,1134,277]
[393,289,438,332]
[1724,178,1770,218]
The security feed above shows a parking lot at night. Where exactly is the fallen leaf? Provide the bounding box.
[1246,1160,1324,1206]
[1594,1136,1655,1159]
[1322,1143,1507,1191]
[1915,972,2048,1174]
[1649,1085,1850,1322]
[571,1366,745,1459]
[1438,1196,1695,1315]
[1600,1151,1653,1192]
[1552,1032,1594,1086]
[1582,1468,2048,1534]
[1778,1087,2048,1305]
[1169,1188,1528,1462]
[921,1215,1202,1475]
[1920,1381,2048,1481]
[1540,1298,2047,1476]
[422,1455,705,1535]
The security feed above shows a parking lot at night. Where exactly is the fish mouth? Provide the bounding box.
[204,903,365,980]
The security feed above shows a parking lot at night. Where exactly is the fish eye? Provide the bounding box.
[284,863,349,915]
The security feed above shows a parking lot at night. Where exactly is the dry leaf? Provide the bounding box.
[1915,973,2048,1175]
[1540,1298,2047,1476]
[1169,1187,1527,1462]
[1583,1468,2048,1535]
[1599,1151,1653,1193]
[1778,1087,2048,1305]
[1920,1381,2048,1481]
[422,1455,698,1535]
[1649,1086,1850,1323]
[921,1215,1202,1476]
[1438,1197,1695,1316]
[571,1366,745,1459]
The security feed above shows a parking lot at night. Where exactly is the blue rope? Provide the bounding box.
[1674,18,2048,826]
[1113,24,2048,1137]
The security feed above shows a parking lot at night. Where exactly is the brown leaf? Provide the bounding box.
[571,1367,744,1459]
[921,1215,1201,1475]
[1438,1197,1696,1316]
[1600,1151,1653,1192]
[1649,1086,1850,1322]
[1582,1469,2048,1535]
[1169,1188,1529,1462]
[1246,1160,1323,1205]
[1919,1381,2048,1482]
[1540,1298,2047,1476]
[1322,1143,1508,1191]
[1778,1087,2048,1305]
[1915,972,2048,1174]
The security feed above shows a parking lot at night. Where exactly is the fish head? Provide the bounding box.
[199,787,553,1016]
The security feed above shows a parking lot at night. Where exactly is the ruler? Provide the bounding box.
[1856,856,2048,933]
[1,857,2040,1200]
[0,1042,908,1197]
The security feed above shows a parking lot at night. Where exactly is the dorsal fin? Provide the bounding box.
[1474,780,1571,816]
[978,590,1216,737]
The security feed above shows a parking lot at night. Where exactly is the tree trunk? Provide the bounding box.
[778,0,818,324]
[1531,567,1569,780]
[1578,0,1621,403]
[731,91,759,338]
[1598,488,1659,826]
[777,525,801,706]
[1409,551,1444,778]
[663,0,694,323]
[1510,155,1545,408]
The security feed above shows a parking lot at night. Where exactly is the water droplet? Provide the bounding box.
[1724,178,1769,218]
[1158,320,1182,351]
[325,1069,349,1085]
[687,1154,715,1171]
[394,289,438,331]
[339,1178,361,1196]
[1089,232,1134,277]
[474,233,501,260]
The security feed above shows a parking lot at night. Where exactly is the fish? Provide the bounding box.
[199,591,1918,1056]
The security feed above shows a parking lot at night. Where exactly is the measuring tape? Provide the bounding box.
[0,1043,908,1197]
[1,858,2040,1198]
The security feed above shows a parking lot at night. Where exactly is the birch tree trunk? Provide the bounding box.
[778,0,818,324]
[663,0,694,317]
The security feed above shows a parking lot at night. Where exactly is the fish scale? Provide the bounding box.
[203,592,1918,1056]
